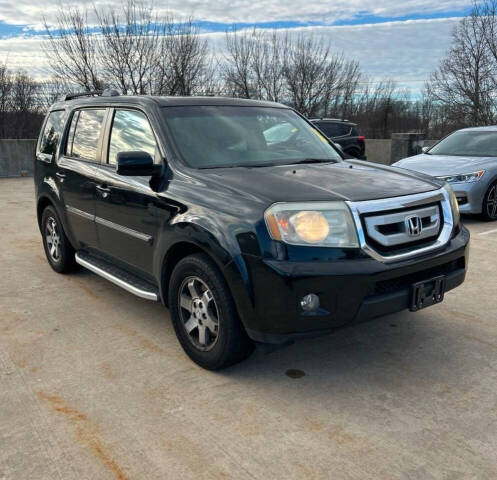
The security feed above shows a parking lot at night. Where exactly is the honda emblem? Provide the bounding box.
[405,215,423,236]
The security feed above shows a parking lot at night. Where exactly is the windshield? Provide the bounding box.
[429,130,497,157]
[162,106,342,168]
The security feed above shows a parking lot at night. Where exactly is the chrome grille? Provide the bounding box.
[346,188,455,263]
[364,204,441,247]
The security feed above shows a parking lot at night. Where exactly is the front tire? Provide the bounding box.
[481,182,497,221]
[41,206,76,273]
[168,253,254,370]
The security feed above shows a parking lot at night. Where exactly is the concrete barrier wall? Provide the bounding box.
[365,139,392,165]
[366,138,438,165]
[0,137,440,176]
[0,139,37,177]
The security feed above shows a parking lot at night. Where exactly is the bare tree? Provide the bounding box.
[43,8,102,91]
[96,1,161,94]
[156,20,212,96]
[283,34,356,117]
[0,63,42,138]
[38,77,73,111]
[249,29,289,102]
[43,3,212,97]
[427,10,495,125]
[0,63,12,116]
[223,28,257,98]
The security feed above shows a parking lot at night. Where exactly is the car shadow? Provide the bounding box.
[70,261,468,395]
[218,308,467,394]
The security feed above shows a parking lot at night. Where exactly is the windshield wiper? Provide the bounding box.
[199,162,277,169]
[284,158,336,165]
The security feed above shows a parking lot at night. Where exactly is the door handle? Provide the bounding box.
[55,172,66,182]
[96,184,111,199]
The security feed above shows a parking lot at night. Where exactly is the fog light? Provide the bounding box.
[300,293,320,312]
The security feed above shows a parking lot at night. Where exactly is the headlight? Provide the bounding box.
[264,202,359,247]
[443,183,460,227]
[437,170,485,183]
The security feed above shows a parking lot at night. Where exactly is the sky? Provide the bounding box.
[0,0,473,93]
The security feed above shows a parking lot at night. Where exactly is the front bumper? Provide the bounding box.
[244,226,470,344]
[452,182,486,214]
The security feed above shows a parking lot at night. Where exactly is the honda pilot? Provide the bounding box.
[34,93,469,369]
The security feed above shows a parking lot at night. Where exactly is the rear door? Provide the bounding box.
[57,108,107,250]
[93,107,162,276]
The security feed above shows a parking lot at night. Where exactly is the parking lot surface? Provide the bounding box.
[1,177,496,480]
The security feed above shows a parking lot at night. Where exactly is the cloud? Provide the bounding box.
[0,0,471,27]
[0,17,459,93]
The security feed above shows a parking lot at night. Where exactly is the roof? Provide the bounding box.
[50,94,288,111]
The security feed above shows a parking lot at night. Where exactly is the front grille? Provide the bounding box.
[372,258,465,296]
[362,202,442,253]
[346,189,453,263]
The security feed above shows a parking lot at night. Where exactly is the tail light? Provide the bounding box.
[358,136,365,143]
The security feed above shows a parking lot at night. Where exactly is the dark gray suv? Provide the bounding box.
[311,118,366,159]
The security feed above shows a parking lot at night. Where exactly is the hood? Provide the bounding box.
[394,153,496,176]
[198,160,441,204]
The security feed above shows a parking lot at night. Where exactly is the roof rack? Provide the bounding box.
[311,117,351,122]
[63,89,120,101]
[63,91,102,101]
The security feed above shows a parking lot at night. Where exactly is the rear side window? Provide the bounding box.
[108,109,157,165]
[65,109,106,162]
[317,123,352,138]
[38,110,65,156]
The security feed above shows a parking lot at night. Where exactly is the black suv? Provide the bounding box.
[311,118,366,159]
[35,93,469,369]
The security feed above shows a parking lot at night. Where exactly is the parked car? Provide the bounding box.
[393,126,497,221]
[311,118,366,159]
[35,92,469,369]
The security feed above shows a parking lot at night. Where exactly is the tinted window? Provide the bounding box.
[66,109,106,162]
[38,110,65,156]
[163,106,342,169]
[316,122,351,138]
[429,131,497,157]
[108,109,157,165]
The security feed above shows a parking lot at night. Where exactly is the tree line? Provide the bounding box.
[1,0,496,140]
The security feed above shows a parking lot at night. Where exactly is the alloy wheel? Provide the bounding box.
[486,185,497,219]
[45,216,61,262]
[178,276,220,351]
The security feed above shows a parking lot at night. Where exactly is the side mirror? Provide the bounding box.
[422,146,430,153]
[116,151,161,177]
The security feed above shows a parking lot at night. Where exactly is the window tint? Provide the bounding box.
[316,123,351,138]
[162,106,342,168]
[38,110,65,156]
[66,109,106,161]
[108,109,157,165]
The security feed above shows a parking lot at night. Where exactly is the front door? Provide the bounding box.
[94,108,162,276]
[57,108,107,250]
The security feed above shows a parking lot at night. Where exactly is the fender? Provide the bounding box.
[154,219,259,331]
[36,179,75,245]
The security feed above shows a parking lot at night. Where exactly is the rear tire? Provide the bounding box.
[168,253,254,370]
[41,206,77,273]
[481,182,497,221]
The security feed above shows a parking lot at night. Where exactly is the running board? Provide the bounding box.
[75,252,159,301]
